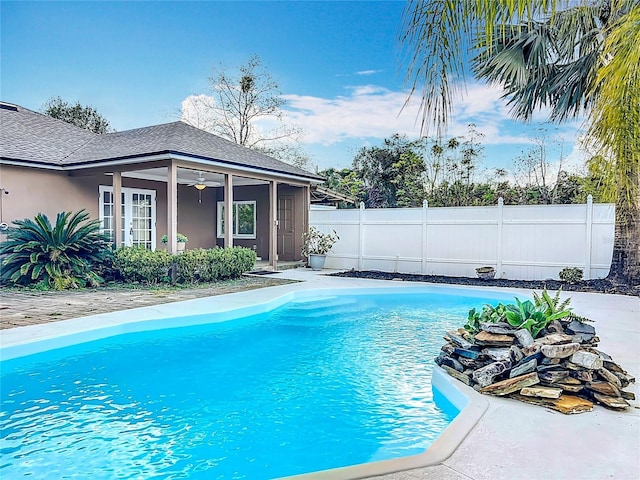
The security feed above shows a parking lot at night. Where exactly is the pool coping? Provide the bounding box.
[278,368,489,480]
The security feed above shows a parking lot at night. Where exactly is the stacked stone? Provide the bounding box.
[435,318,636,414]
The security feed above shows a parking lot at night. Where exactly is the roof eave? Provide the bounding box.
[1,151,324,184]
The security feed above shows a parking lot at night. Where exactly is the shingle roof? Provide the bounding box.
[0,102,322,181]
[0,102,96,165]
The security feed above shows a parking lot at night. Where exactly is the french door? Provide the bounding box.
[99,186,156,249]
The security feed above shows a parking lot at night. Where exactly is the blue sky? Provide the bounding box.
[1,0,587,175]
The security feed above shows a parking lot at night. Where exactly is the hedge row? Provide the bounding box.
[112,246,257,285]
[174,247,257,283]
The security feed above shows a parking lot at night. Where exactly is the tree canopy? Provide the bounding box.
[319,127,593,209]
[42,97,113,134]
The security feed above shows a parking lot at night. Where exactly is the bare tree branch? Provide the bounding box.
[181,54,310,168]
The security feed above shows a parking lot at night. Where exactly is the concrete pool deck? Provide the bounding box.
[1,268,639,480]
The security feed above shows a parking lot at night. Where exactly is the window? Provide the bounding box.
[217,201,256,239]
[100,186,156,250]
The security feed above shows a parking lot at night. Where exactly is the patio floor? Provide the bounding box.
[0,276,296,329]
[1,268,638,480]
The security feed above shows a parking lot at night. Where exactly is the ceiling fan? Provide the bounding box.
[187,172,221,203]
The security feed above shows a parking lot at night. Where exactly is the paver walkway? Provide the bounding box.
[0,276,295,329]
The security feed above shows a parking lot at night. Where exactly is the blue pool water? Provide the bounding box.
[0,291,500,479]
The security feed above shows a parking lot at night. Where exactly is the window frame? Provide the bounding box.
[217,200,257,239]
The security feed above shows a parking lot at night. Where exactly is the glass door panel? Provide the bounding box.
[130,193,154,249]
[100,186,155,250]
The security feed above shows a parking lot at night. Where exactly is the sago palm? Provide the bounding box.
[0,210,111,288]
[402,0,640,283]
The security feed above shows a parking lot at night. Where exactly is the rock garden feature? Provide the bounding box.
[435,290,636,414]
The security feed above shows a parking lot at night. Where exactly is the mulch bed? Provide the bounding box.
[330,270,639,297]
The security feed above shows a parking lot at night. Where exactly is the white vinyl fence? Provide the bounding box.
[310,196,615,280]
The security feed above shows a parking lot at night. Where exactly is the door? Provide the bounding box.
[100,186,156,250]
[277,195,295,261]
[129,191,154,249]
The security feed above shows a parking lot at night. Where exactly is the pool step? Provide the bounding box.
[286,296,359,312]
[276,297,372,327]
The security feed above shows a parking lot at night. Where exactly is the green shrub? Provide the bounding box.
[221,246,258,279]
[112,246,256,285]
[216,248,235,279]
[174,248,213,283]
[231,246,257,275]
[113,247,173,285]
[0,210,111,289]
[559,267,584,283]
[174,246,256,283]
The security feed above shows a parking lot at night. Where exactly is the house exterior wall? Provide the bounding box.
[212,184,270,259]
[1,165,310,261]
[0,165,169,245]
[1,165,100,223]
[229,185,270,258]
[174,184,217,249]
[159,182,309,260]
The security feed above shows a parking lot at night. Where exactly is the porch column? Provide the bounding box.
[269,180,278,270]
[112,171,122,247]
[224,173,233,248]
[167,162,178,254]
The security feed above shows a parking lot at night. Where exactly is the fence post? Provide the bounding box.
[422,200,428,274]
[585,194,593,279]
[358,202,365,270]
[496,197,504,279]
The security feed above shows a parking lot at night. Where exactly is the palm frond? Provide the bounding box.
[0,209,111,288]
[586,5,640,208]
[401,0,472,135]
[402,0,561,133]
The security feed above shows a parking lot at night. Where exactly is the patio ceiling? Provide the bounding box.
[120,167,269,187]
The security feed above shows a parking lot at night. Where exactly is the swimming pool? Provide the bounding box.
[0,288,506,479]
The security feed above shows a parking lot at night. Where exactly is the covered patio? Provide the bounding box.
[87,161,314,269]
[1,103,323,269]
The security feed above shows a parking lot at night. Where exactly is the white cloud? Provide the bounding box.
[280,81,555,147]
[452,83,509,118]
[180,94,216,130]
[281,87,411,144]
[180,82,586,171]
[355,69,382,75]
[336,69,384,77]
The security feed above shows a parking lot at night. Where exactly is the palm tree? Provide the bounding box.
[0,210,111,288]
[402,0,639,284]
